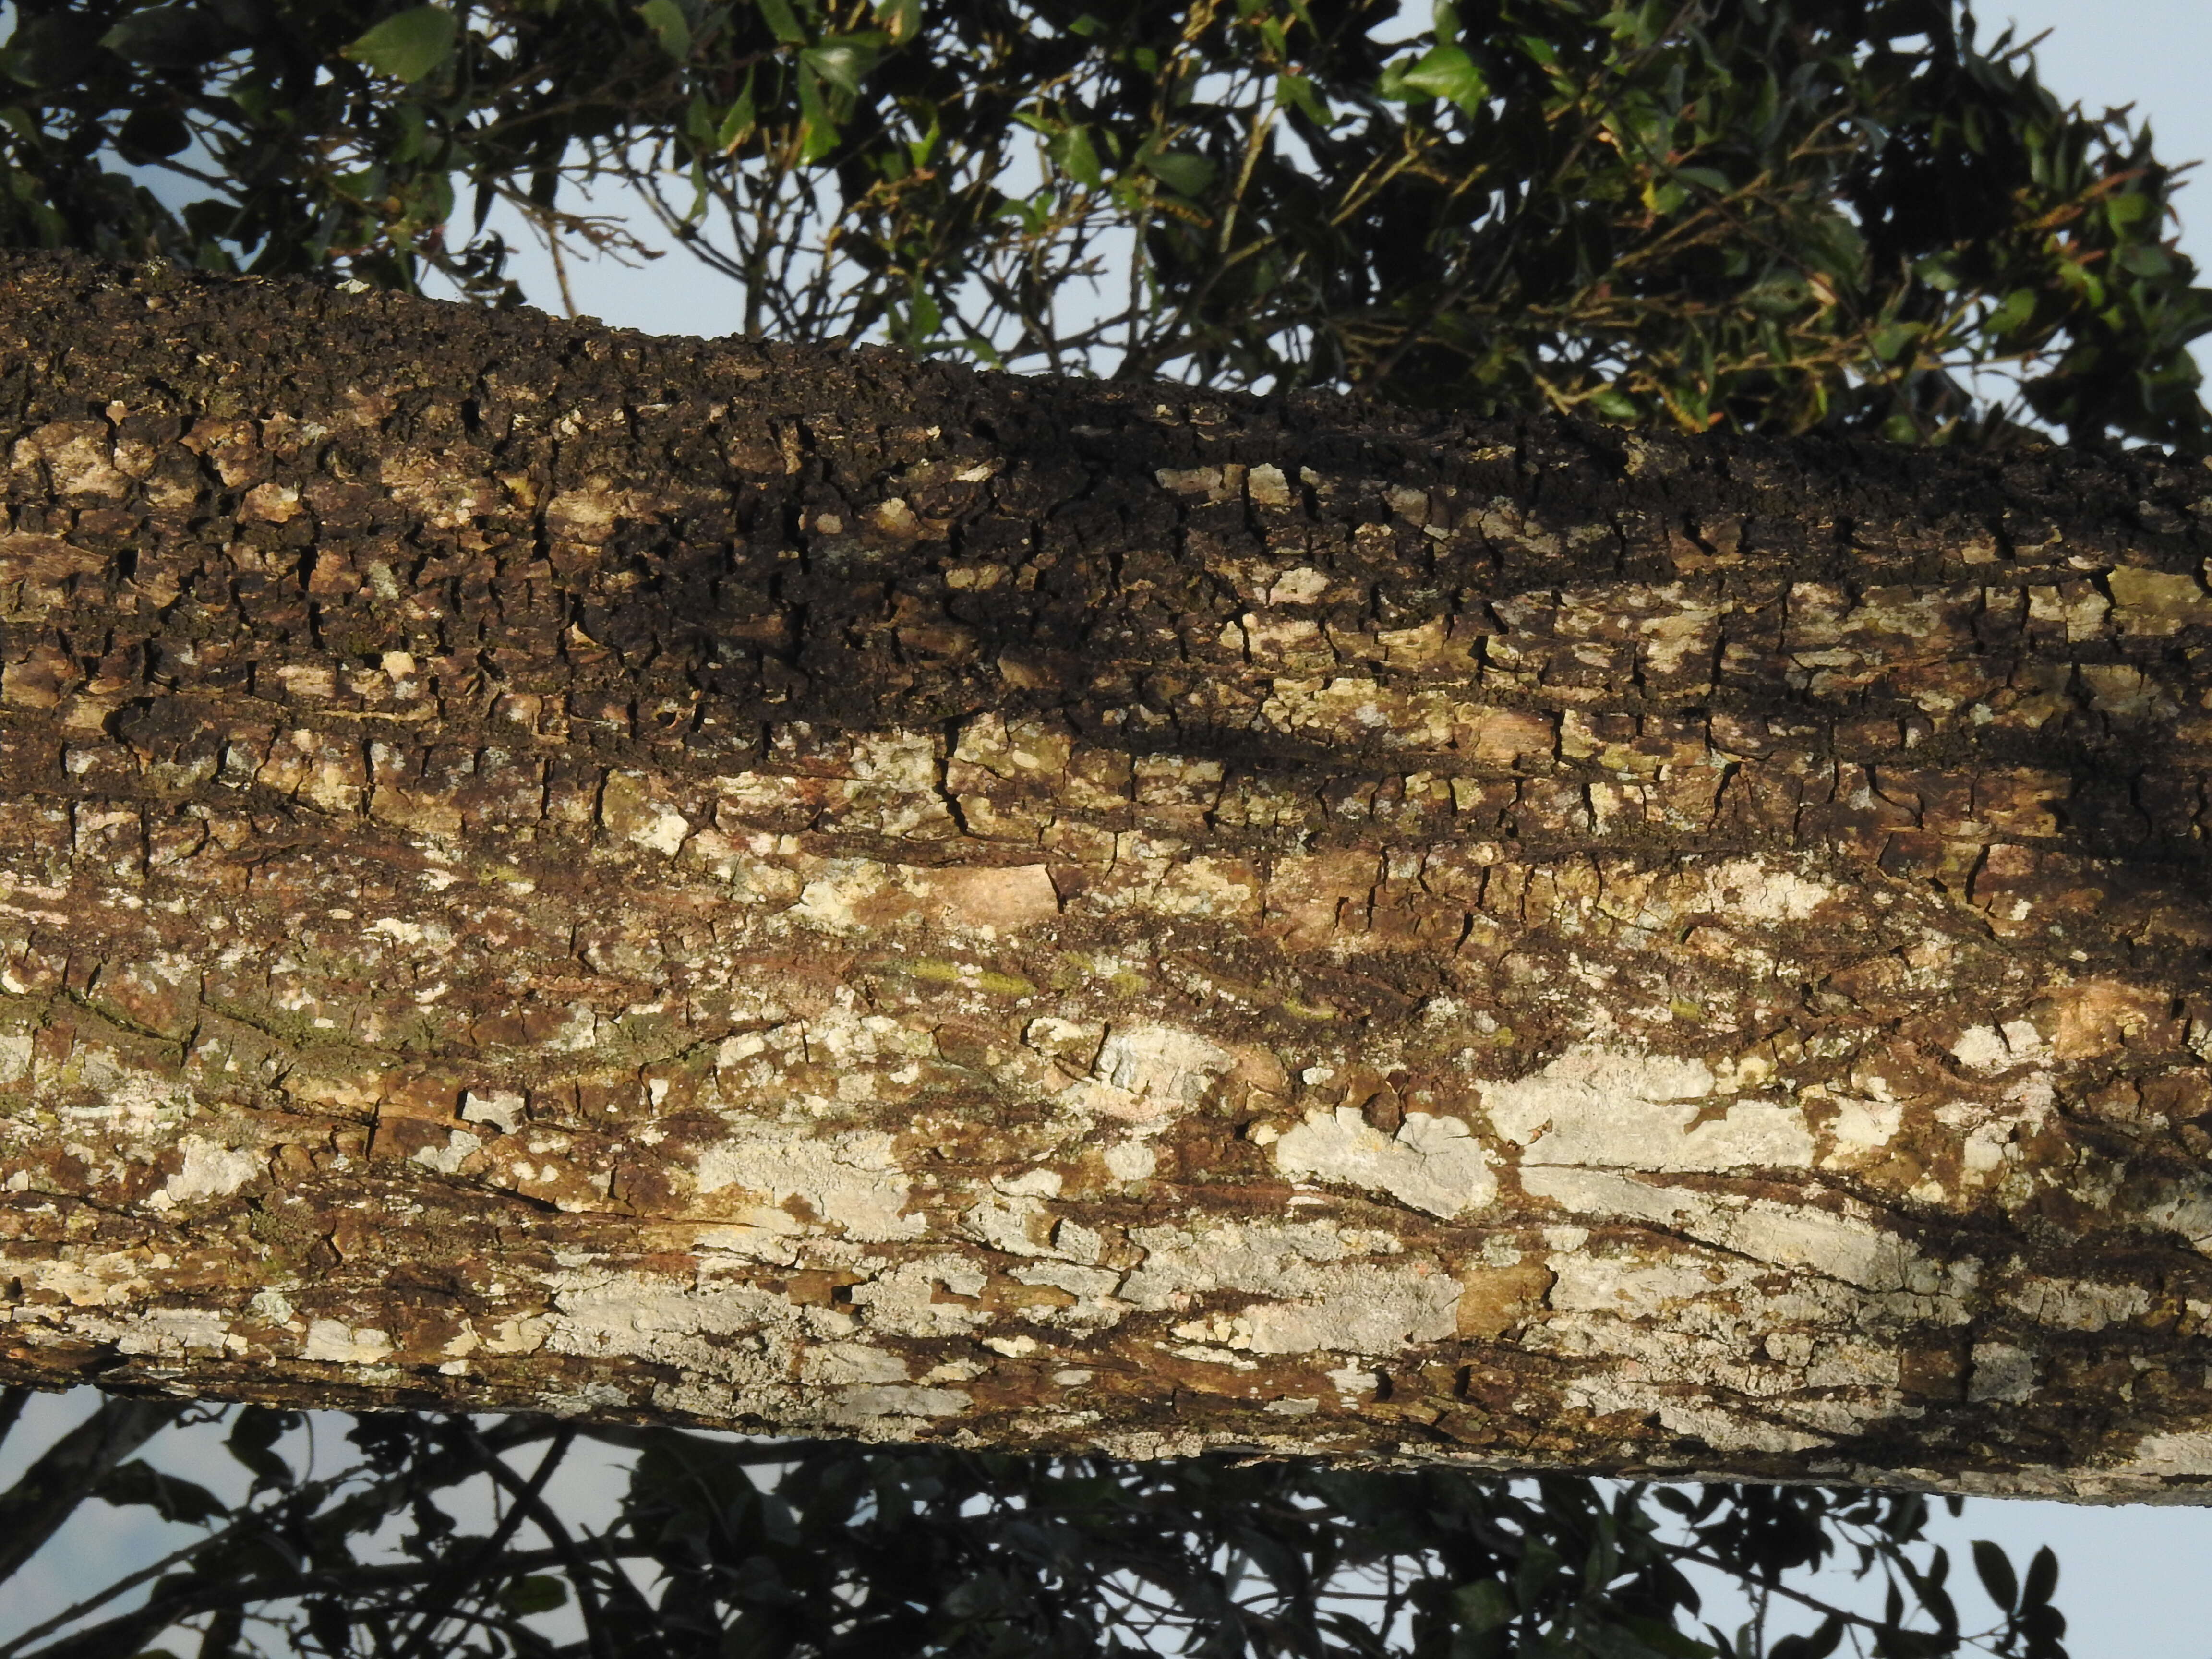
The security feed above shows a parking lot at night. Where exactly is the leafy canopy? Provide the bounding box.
[2,0,2210,448]
[0,1395,2074,1659]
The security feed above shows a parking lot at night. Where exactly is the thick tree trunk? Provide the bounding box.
[6,252,2212,1499]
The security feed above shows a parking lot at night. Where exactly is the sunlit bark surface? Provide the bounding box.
[8,252,2212,1497]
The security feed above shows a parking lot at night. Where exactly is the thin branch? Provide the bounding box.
[397,1427,577,1659]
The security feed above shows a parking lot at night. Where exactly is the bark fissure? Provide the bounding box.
[4,252,2212,1495]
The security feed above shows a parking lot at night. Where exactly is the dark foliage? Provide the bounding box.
[0,1395,2070,1658]
[1,0,2209,447]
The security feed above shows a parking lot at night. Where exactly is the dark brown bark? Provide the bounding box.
[4,250,2212,1497]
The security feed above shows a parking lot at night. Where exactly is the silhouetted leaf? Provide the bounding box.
[344,5,457,84]
[1973,1538,2018,1611]
[94,1459,227,1525]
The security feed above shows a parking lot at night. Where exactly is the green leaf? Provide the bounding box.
[901,287,942,341]
[874,0,921,44]
[796,65,837,160]
[1143,149,1214,198]
[716,84,757,151]
[1971,1539,2018,1612]
[1275,71,1330,125]
[1913,252,1962,292]
[637,0,692,59]
[1589,385,1641,419]
[499,1574,569,1615]
[2106,190,2154,228]
[1986,287,2039,337]
[1051,124,1103,189]
[100,5,237,70]
[1869,322,1921,363]
[802,40,879,97]
[1453,1578,1515,1634]
[1395,43,1487,111]
[343,6,457,84]
[754,0,809,46]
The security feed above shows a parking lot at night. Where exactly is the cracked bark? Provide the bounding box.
[5,251,2212,1497]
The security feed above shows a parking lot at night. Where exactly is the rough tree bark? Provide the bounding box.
[6,252,2212,1500]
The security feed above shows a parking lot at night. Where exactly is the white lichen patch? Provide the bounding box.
[2140,1180,2212,1251]
[1269,565,1331,604]
[791,860,895,931]
[1949,1020,2053,1072]
[301,1319,395,1363]
[1696,857,1835,922]
[798,1342,912,1385]
[694,1128,925,1241]
[1010,1262,1128,1326]
[2003,1276,2153,1331]
[1102,1141,1158,1182]
[1166,1342,1259,1370]
[961,1192,1054,1257]
[409,1129,483,1176]
[111,1307,233,1356]
[819,1385,971,1425]
[1817,1094,1905,1163]
[1538,1250,1923,1453]
[600,771,691,855]
[1148,856,1262,921]
[4,1250,151,1307]
[460,1089,526,1135]
[2109,1431,2212,1479]
[1024,1017,1105,1071]
[1060,1023,1236,1122]
[1120,1221,1449,1357]
[54,1056,197,1134]
[1483,1045,1814,1172]
[1652,1399,1834,1455]
[1522,1165,1949,1299]
[545,1273,794,1383]
[1272,1107,1497,1217]
[1933,1075,2055,1178]
[249,1288,296,1325]
[846,1255,994,1336]
[1236,1265,1462,1355]
[1121,1219,1359,1301]
[161,1134,265,1203]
